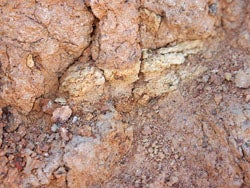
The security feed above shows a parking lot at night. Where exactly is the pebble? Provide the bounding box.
[51,106,72,123]
[54,97,67,105]
[72,116,78,123]
[26,54,35,68]
[78,126,92,137]
[246,95,250,102]
[214,94,222,105]
[224,72,232,81]
[209,3,217,16]
[235,70,250,88]
[51,124,59,132]
[60,127,70,141]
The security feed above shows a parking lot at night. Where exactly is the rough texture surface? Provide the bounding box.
[140,0,219,49]
[59,63,105,103]
[0,0,94,114]
[89,0,141,97]
[0,0,250,187]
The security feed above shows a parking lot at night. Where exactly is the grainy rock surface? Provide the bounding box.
[59,63,105,103]
[0,0,94,114]
[0,0,250,187]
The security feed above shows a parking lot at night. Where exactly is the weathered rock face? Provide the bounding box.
[89,0,141,97]
[140,0,219,49]
[0,0,250,188]
[0,0,94,114]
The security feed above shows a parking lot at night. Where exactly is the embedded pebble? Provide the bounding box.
[246,95,250,102]
[26,54,34,68]
[54,98,67,105]
[235,70,250,88]
[51,106,72,123]
[51,124,59,132]
[224,72,232,81]
[72,116,78,123]
[214,94,222,105]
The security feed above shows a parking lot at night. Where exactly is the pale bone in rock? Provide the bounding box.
[134,40,206,98]
[59,63,105,103]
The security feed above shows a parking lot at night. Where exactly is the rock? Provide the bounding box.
[60,63,105,103]
[214,94,223,105]
[141,53,185,74]
[225,72,232,81]
[3,107,23,133]
[72,116,78,123]
[60,127,70,141]
[237,30,250,51]
[77,126,92,137]
[141,1,217,48]
[140,8,161,33]
[246,95,250,102]
[41,99,59,115]
[63,106,133,187]
[135,41,205,99]
[26,54,35,68]
[51,124,59,133]
[134,71,180,98]
[235,69,250,88]
[90,0,141,97]
[0,1,94,114]
[54,98,67,106]
[51,106,72,123]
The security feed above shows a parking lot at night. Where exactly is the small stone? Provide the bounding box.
[214,94,222,105]
[60,127,70,141]
[171,176,179,184]
[72,116,78,123]
[224,72,232,81]
[235,70,250,89]
[203,51,213,59]
[77,126,92,137]
[158,152,165,159]
[142,126,152,135]
[26,54,34,68]
[41,99,59,115]
[51,124,59,132]
[54,98,67,105]
[209,3,217,16]
[51,106,72,123]
[246,95,250,102]
[85,113,93,121]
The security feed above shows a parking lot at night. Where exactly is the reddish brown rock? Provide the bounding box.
[90,0,141,97]
[51,106,72,123]
[140,0,219,49]
[0,0,94,114]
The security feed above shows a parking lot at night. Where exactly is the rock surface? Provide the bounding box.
[0,0,249,188]
[89,0,141,97]
[59,63,105,103]
[0,0,94,114]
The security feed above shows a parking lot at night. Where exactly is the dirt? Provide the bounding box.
[0,0,250,187]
